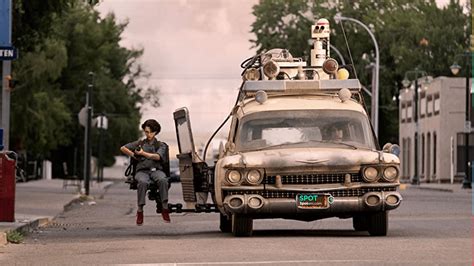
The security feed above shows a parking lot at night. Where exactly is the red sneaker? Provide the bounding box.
[161,209,171,223]
[136,211,144,226]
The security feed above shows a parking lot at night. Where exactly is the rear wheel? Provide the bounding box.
[367,211,388,236]
[219,213,232,233]
[352,215,369,231]
[232,215,253,237]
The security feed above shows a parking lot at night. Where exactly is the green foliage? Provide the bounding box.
[7,230,24,244]
[250,0,470,144]
[11,1,157,170]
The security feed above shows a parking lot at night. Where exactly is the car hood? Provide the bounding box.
[220,147,399,169]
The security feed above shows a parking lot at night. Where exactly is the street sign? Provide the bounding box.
[0,46,17,60]
[465,121,471,133]
[0,1,12,46]
[97,115,108,130]
[78,107,87,127]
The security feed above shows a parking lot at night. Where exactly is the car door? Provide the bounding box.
[173,107,208,205]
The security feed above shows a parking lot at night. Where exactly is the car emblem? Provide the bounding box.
[295,159,329,164]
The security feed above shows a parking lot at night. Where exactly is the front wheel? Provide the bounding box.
[232,215,253,237]
[219,213,232,233]
[367,211,388,236]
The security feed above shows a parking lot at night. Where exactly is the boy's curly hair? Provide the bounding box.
[141,119,161,134]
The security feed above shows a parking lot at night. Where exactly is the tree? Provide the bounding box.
[250,0,470,144]
[11,1,158,178]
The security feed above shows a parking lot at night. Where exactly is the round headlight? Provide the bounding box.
[382,166,398,182]
[246,170,262,185]
[263,60,280,79]
[363,167,379,182]
[227,170,242,184]
[243,68,261,81]
[322,58,339,75]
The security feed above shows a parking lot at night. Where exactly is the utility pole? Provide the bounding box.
[84,72,94,195]
[413,77,419,185]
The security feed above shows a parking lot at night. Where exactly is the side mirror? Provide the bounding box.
[225,141,236,153]
[383,143,400,157]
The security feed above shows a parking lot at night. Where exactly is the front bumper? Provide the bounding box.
[223,191,402,216]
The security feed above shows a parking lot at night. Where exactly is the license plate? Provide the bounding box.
[296,194,330,209]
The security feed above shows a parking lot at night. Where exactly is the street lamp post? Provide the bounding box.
[450,51,472,189]
[402,68,428,185]
[84,72,94,195]
[334,13,379,136]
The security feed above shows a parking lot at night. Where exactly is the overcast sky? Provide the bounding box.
[95,0,468,150]
[97,0,259,151]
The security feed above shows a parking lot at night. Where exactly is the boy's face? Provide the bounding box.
[143,126,156,140]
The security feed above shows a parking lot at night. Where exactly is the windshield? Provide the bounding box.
[236,110,376,151]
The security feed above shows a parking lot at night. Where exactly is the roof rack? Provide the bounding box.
[243,79,361,93]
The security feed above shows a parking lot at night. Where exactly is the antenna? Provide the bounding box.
[339,20,358,80]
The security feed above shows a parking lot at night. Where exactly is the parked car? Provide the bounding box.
[169,159,180,182]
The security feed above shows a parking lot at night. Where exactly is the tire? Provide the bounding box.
[219,213,232,233]
[231,215,253,237]
[352,215,369,231]
[367,211,388,236]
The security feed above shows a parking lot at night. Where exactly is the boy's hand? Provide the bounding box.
[134,149,144,157]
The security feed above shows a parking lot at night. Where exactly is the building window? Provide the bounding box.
[434,94,440,115]
[427,95,433,117]
[420,96,426,118]
[433,132,437,175]
[427,132,431,180]
[421,134,425,175]
[402,138,407,177]
[407,103,413,122]
[407,137,411,177]
[401,102,406,123]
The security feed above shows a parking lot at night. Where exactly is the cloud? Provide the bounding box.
[96,1,252,140]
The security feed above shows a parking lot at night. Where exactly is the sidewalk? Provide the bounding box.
[0,179,113,246]
[400,182,472,193]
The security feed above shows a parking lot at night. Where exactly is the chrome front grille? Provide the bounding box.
[263,173,362,185]
[224,187,396,198]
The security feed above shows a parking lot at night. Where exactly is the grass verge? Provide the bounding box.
[7,231,24,244]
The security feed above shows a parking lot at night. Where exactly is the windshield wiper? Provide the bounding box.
[253,142,295,151]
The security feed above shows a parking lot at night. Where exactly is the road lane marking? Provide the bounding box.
[121,259,380,265]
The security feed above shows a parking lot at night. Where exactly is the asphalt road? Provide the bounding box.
[0,182,471,265]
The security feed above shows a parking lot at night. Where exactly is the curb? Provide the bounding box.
[407,185,454,193]
[0,217,50,246]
